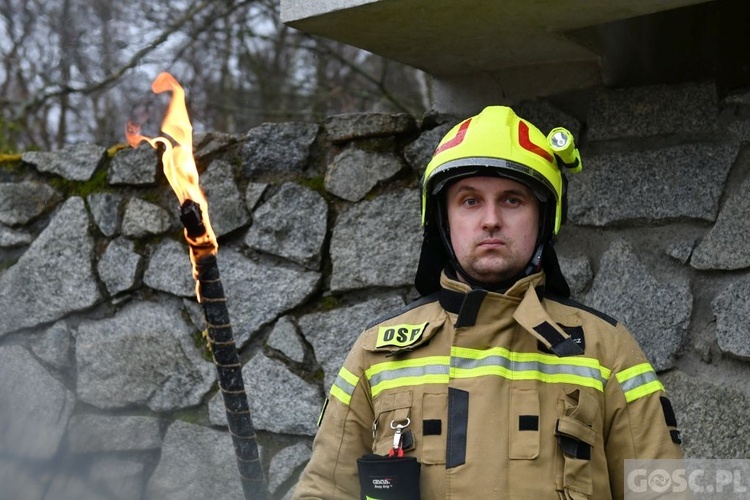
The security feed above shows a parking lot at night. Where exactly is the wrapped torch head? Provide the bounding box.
[179,199,206,239]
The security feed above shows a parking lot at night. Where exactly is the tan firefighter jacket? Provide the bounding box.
[293,271,683,499]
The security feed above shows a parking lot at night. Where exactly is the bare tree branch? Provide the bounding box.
[0,0,426,151]
[9,0,240,120]
[269,33,414,114]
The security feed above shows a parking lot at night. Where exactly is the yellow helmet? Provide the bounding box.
[422,105,581,235]
[415,105,582,295]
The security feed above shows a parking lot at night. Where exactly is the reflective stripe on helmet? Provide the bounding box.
[433,118,472,156]
[518,120,554,162]
[428,157,557,204]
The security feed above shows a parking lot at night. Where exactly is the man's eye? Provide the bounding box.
[464,198,477,206]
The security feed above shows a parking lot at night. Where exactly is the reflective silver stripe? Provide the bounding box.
[368,363,450,388]
[333,373,356,397]
[450,354,607,387]
[330,367,360,405]
[429,157,557,202]
[619,369,659,394]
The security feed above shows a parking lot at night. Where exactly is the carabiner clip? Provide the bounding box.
[388,418,410,457]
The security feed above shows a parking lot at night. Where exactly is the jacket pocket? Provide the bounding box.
[372,390,413,456]
[509,387,540,460]
[555,388,599,499]
[420,392,447,464]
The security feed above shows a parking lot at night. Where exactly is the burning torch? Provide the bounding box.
[126,72,268,500]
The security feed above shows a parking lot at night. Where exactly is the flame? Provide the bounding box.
[126,72,217,294]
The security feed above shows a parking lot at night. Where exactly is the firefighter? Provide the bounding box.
[293,106,682,499]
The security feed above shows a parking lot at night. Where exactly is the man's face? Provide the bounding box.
[445,176,540,286]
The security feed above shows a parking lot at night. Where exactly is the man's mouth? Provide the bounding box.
[478,238,505,248]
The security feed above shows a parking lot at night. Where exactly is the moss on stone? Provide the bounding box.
[297,175,328,198]
[45,166,109,198]
[77,167,110,197]
[0,153,22,164]
[0,258,19,271]
[138,189,170,207]
[192,328,213,362]
[106,143,130,158]
[0,155,24,180]
[319,295,339,311]
[173,409,208,426]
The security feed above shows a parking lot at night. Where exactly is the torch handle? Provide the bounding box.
[197,255,269,500]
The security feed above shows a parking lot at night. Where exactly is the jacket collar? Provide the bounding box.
[437,271,584,357]
[438,270,544,316]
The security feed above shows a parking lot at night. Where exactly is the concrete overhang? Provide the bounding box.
[281,0,747,113]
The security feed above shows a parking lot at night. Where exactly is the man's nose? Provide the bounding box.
[481,205,501,230]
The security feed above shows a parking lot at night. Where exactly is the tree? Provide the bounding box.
[0,0,427,153]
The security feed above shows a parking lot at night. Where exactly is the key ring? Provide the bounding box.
[390,418,410,430]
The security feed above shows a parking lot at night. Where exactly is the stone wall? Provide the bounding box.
[1,79,749,499]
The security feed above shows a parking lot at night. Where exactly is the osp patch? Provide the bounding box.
[376,322,428,348]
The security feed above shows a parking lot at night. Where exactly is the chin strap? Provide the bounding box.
[523,243,545,276]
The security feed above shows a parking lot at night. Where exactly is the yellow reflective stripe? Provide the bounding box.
[337,354,623,403]
[365,347,614,398]
[450,346,610,392]
[451,345,612,379]
[366,356,450,398]
[339,366,360,387]
[330,384,352,406]
[616,362,664,403]
[622,380,665,403]
[616,362,654,382]
[450,365,606,391]
[329,367,359,406]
